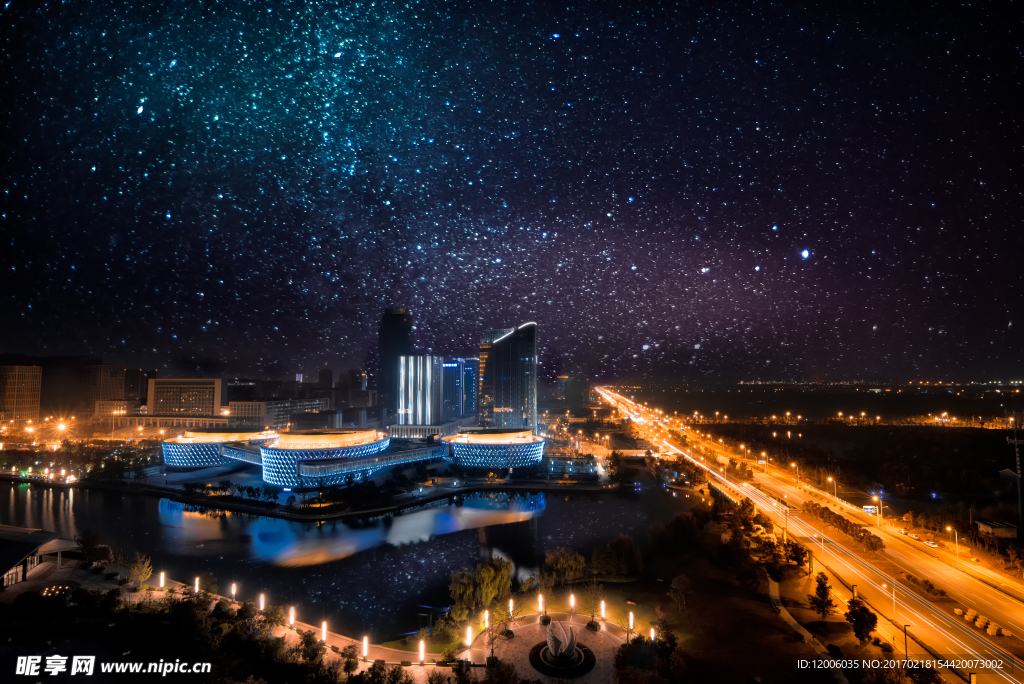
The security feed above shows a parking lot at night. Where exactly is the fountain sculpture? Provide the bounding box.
[528,621,596,678]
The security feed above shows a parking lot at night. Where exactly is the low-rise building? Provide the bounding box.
[977,520,1018,538]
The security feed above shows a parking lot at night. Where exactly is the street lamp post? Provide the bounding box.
[946,526,960,562]
[827,476,837,498]
[790,462,800,483]
[882,579,896,618]
[872,495,883,528]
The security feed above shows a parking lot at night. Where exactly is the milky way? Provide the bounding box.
[2,1,1021,380]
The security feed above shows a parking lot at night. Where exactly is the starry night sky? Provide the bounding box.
[2,0,1022,381]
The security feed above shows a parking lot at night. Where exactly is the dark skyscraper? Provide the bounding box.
[377,307,413,423]
[318,368,333,389]
[478,323,538,434]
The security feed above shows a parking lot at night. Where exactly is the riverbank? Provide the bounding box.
[0,472,617,522]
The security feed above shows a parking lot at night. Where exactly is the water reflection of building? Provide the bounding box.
[158,492,546,567]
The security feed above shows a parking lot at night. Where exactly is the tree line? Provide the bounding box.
[802,501,885,552]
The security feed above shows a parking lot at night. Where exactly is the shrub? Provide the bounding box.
[987,625,1000,636]
[954,608,963,616]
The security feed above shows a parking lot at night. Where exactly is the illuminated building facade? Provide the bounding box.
[149,378,223,417]
[161,429,419,487]
[462,358,479,416]
[0,365,42,425]
[442,429,545,469]
[258,431,390,487]
[228,397,332,430]
[478,323,538,434]
[397,355,443,425]
[161,431,276,468]
[442,358,465,422]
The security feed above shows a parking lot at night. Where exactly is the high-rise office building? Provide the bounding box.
[397,355,443,425]
[442,358,465,422]
[478,323,538,434]
[0,366,42,425]
[462,358,479,415]
[378,307,413,422]
[148,378,223,416]
[124,369,158,404]
[318,368,333,389]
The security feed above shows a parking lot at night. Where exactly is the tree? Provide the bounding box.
[263,605,286,629]
[592,535,643,579]
[667,574,691,610]
[341,644,359,676]
[582,578,605,622]
[807,572,836,620]
[844,598,878,644]
[482,659,519,684]
[449,558,513,613]
[532,572,555,609]
[297,628,326,667]
[545,548,586,585]
[786,540,808,568]
[127,552,153,584]
[196,571,219,596]
[75,530,103,563]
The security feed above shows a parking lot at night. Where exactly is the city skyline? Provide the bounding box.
[2,2,1022,383]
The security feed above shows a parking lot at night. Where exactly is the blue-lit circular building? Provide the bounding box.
[442,429,545,469]
[162,431,277,468]
[258,430,390,487]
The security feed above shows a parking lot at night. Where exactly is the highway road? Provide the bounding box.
[598,388,1024,684]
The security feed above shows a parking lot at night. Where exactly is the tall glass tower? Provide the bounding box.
[377,307,413,423]
[478,323,538,434]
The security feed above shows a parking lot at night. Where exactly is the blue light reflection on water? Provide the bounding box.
[1,478,684,638]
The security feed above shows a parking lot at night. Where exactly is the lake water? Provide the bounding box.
[1,474,690,639]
